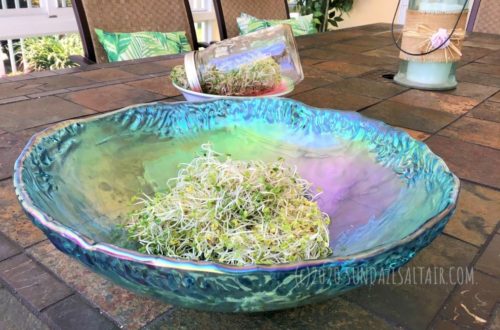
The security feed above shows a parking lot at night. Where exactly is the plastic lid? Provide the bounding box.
[184,51,202,92]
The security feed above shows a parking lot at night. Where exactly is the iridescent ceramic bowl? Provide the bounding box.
[14,98,459,312]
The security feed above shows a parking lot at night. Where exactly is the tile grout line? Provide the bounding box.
[0,232,120,329]
[338,295,408,329]
[427,221,500,328]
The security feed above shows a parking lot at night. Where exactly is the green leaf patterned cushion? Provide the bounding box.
[268,15,317,36]
[95,29,192,62]
[237,13,317,37]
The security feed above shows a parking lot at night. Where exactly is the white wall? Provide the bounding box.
[338,0,402,29]
[338,0,474,30]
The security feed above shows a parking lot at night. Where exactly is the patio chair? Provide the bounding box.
[467,0,500,35]
[71,0,200,64]
[213,0,290,40]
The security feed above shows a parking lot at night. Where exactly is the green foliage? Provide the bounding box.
[21,34,83,71]
[295,0,354,32]
[126,143,332,265]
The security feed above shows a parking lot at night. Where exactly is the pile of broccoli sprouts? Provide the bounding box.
[126,143,331,265]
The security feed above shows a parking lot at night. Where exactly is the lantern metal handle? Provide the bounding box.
[391,0,469,57]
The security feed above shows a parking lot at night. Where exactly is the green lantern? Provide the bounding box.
[393,0,469,90]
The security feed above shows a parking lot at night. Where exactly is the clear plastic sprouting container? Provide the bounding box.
[184,24,303,96]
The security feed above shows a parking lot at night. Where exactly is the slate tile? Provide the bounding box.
[289,67,343,95]
[0,232,21,262]
[438,117,500,149]
[29,74,94,91]
[314,60,375,77]
[438,271,499,328]
[488,304,500,330]
[432,317,462,330]
[444,181,500,247]
[126,76,181,97]
[0,288,49,330]
[361,100,458,133]
[360,69,399,84]
[343,35,394,48]
[148,297,393,330]
[302,65,343,81]
[363,45,400,59]
[297,37,324,51]
[0,254,72,311]
[0,131,28,180]
[292,86,380,111]
[390,90,479,115]
[476,52,500,65]
[27,241,171,330]
[426,136,500,189]
[0,96,96,132]
[343,235,478,330]
[61,85,165,112]
[467,101,500,123]
[466,32,500,43]
[72,68,137,82]
[457,46,493,65]
[289,77,336,96]
[0,81,42,100]
[300,48,338,60]
[27,89,71,98]
[463,40,500,50]
[490,91,500,103]
[475,234,500,278]
[300,57,324,66]
[0,96,30,105]
[457,69,500,88]
[4,74,35,82]
[43,295,118,330]
[118,62,170,75]
[153,57,183,69]
[0,180,47,247]
[323,42,380,54]
[444,82,499,102]
[399,128,430,141]
[460,63,500,76]
[327,77,407,99]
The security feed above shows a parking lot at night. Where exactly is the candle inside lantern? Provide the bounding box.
[398,0,465,89]
[405,61,453,85]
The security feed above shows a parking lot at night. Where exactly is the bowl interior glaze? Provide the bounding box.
[17,98,457,262]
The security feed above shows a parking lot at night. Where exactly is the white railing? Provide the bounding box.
[0,0,217,77]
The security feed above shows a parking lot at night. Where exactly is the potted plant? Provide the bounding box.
[294,0,354,32]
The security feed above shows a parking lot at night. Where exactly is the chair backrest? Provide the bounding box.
[467,0,500,35]
[214,0,290,40]
[72,0,199,63]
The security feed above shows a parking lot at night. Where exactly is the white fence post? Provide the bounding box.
[20,38,29,72]
[7,40,17,74]
[43,0,59,16]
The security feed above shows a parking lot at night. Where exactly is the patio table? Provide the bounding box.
[0,23,499,330]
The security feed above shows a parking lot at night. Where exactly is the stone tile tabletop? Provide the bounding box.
[0,24,499,329]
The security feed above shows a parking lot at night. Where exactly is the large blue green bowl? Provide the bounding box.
[13,98,459,312]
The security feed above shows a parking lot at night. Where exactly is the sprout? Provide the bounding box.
[170,57,281,96]
[126,143,332,265]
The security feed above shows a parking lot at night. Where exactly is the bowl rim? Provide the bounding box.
[171,77,295,99]
[13,98,460,274]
